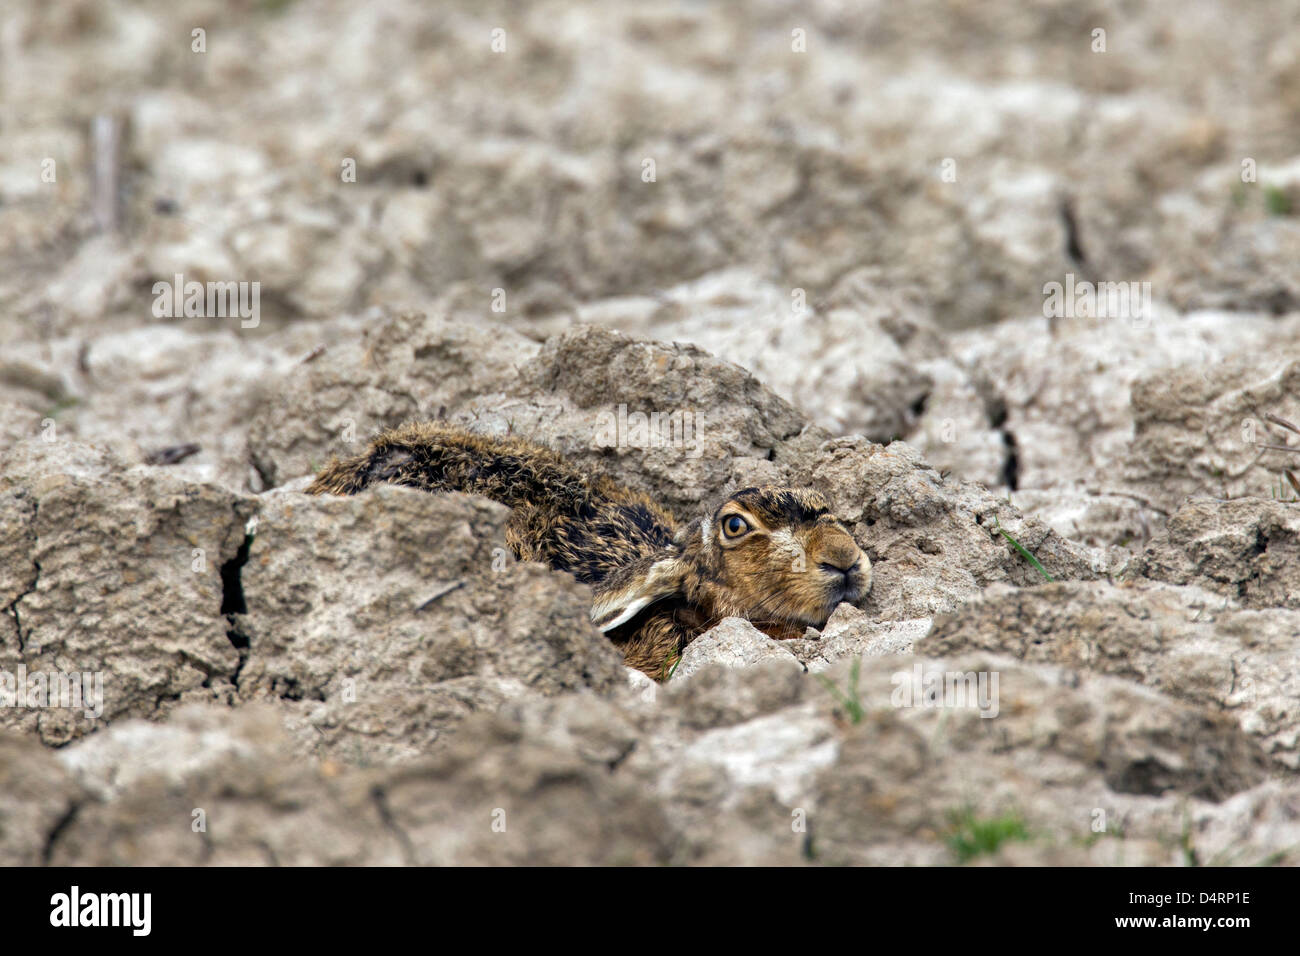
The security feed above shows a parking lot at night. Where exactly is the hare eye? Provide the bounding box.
[723,515,749,537]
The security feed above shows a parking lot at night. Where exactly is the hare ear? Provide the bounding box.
[590,556,689,633]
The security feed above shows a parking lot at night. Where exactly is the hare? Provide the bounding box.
[307,421,870,679]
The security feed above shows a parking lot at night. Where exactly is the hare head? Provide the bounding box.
[591,486,870,636]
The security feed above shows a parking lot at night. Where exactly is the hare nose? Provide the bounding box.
[819,545,862,575]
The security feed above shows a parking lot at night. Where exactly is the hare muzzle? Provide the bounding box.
[811,527,870,609]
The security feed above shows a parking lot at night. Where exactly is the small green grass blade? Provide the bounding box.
[992,517,1054,582]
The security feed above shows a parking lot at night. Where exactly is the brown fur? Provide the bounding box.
[307,422,870,679]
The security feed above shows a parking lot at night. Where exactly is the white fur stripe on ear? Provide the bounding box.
[590,557,685,632]
[592,595,655,632]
